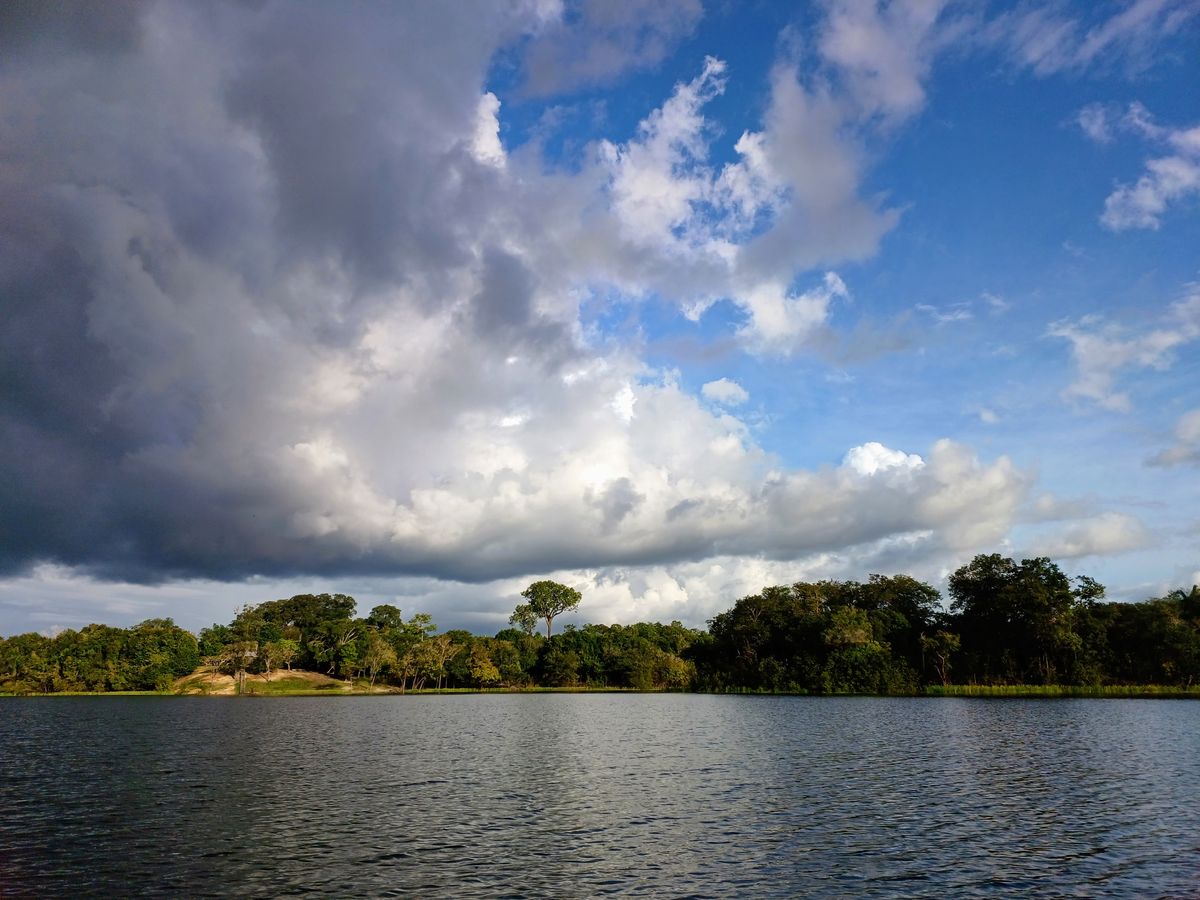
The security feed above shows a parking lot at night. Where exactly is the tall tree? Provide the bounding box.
[520,580,582,638]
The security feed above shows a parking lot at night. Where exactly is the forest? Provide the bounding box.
[1,554,1198,695]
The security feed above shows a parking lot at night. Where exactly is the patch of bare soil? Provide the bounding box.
[174,668,389,694]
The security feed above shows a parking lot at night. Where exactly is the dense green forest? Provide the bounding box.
[2,554,1198,695]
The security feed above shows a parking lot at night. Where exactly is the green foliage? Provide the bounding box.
[693,561,1200,695]
[508,604,538,636]
[540,646,581,686]
[2,559,1196,696]
[920,630,960,685]
[949,555,1085,684]
[360,631,397,685]
[0,619,197,694]
[519,580,582,638]
[366,604,404,631]
[468,642,501,687]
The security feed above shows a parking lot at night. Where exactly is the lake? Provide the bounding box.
[1,695,1198,897]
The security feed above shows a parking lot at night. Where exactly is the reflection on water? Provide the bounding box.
[2,695,1198,897]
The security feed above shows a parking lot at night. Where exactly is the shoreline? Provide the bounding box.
[5,684,1200,699]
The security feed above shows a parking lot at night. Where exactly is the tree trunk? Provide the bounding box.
[545,615,554,639]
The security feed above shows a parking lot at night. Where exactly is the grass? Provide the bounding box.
[924,683,1200,698]
[0,696,169,700]
[241,676,348,695]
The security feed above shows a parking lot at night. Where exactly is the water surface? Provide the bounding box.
[2,695,1198,897]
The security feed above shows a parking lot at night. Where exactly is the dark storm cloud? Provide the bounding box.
[592,477,645,532]
[223,5,490,290]
[0,1,537,581]
[0,0,145,58]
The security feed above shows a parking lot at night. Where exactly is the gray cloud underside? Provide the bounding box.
[1,1,1036,587]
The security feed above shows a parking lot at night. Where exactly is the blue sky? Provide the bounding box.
[0,0,1197,635]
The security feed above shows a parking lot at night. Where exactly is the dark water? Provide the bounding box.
[2,696,1199,897]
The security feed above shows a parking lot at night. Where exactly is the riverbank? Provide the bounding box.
[925,683,1200,698]
[5,680,1200,698]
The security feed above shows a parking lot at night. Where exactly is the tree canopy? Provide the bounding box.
[2,556,1197,695]
[519,580,582,638]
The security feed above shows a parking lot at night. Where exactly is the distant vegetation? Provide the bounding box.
[0,618,200,693]
[2,556,1198,695]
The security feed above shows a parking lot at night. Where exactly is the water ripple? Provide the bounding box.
[1,695,1198,897]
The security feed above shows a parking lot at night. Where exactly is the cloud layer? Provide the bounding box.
[0,1,1043,595]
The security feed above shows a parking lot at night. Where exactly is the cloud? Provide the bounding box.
[842,442,924,478]
[915,301,972,324]
[701,378,749,407]
[736,272,851,354]
[1148,409,1200,467]
[598,55,729,248]
[730,63,901,289]
[520,0,703,97]
[583,53,898,353]
[989,0,1198,77]
[982,291,1011,314]
[1076,102,1113,143]
[1027,493,1097,523]
[1070,101,1200,230]
[471,92,508,169]
[1048,287,1200,412]
[0,0,1036,632]
[818,0,964,124]
[1038,512,1152,560]
[1100,112,1200,231]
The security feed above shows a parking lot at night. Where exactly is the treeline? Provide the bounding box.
[1,554,1198,695]
[691,555,1200,692]
[190,592,703,692]
[0,619,199,693]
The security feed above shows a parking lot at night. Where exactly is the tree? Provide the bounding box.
[367,604,404,631]
[307,619,360,676]
[519,580,582,639]
[262,639,299,679]
[950,554,1093,684]
[361,631,397,688]
[509,603,538,637]
[540,646,581,686]
[127,618,200,690]
[920,630,960,685]
[255,593,357,670]
[488,638,525,685]
[402,634,457,691]
[468,642,501,688]
[228,641,258,694]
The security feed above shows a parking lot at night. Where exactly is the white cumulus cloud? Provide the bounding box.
[843,442,924,478]
[1039,512,1152,560]
[701,378,749,407]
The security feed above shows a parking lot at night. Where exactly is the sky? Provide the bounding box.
[1,0,1198,637]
